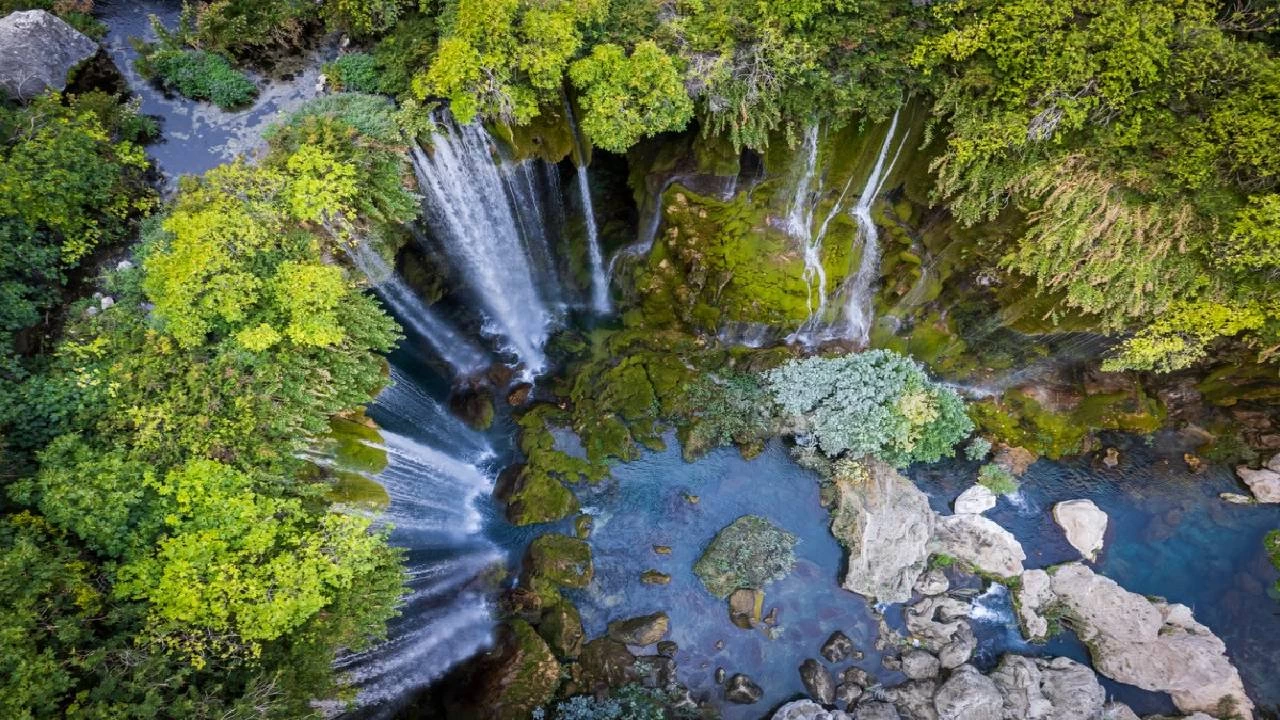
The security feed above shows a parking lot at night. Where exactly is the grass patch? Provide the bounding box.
[139,48,257,109]
[977,462,1019,495]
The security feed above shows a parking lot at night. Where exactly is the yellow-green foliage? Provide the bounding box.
[970,386,1165,459]
[568,41,693,152]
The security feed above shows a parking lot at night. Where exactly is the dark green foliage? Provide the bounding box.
[325,52,380,93]
[1267,530,1279,594]
[139,48,257,109]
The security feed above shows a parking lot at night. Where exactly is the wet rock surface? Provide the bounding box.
[929,514,1026,578]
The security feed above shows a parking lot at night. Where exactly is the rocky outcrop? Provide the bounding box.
[773,700,852,720]
[0,10,97,101]
[929,514,1025,578]
[992,444,1037,478]
[523,533,593,588]
[901,649,941,680]
[577,637,637,689]
[1235,456,1280,503]
[606,612,669,646]
[1017,563,1254,718]
[537,601,584,659]
[829,460,935,603]
[954,484,997,515]
[1051,499,1108,561]
[853,702,902,720]
[904,594,977,669]
[914,568,950,596]
[934,664,1003,720]
[725,673,764,704]
[694,514,797,597]
[800,658,837,705]
[442,619,560,720]
[989,655,1105,720]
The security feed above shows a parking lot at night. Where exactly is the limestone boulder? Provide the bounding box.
[830,460,935,603]
[1016,563,1254,719]
[821,630,856,662]
[1051,499,1108,561]
[914,568,950,596]
[0,10,97,101]
[854,701,903,720]
[773,700,853,720]
[929,514,1025,578]
[1236,465,1280,503]
[934,664,1003,720]
[954,484,997,515]
[800,658,836,705]
[989,654,1105,720]
[901,649,941,680]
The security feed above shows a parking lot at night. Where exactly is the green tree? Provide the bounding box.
[568,41,693,152]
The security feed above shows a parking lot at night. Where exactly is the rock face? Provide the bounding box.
[829,460,935,603]
[0,10,97,101]
[537,601,584,659]
[929,514,1025,578]
[914,568,949,596]
[1236,463,1280,503]
[725,673,764,704]
[694,515,797,598]
[989,655,1105,720]
[1051,499,1108,561]
[953,484,997,515]
[606,612,669,646]
[934,664,1003,720]
[444,619,560,720]
[905,594,977,669]
[773,700,852,720]
[800,658,836,705]
[1017,563,1255,719]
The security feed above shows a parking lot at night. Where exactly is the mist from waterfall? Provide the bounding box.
[409,120,561,373]
[563,102,611,314]
[334,372,503,711]
[349,242,489,376]
[840,107,906,345]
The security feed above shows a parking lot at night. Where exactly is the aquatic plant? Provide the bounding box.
[977,463,1019,496]
[763,350,973,466]
[965,437,993,461]
[140,48,257,110]
[324,52,380,94]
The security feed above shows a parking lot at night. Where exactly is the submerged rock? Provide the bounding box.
[821,630,856,662]
[800,658,837,705]
[934,664,1003,720]
[694,515,797,598]
[725,673,764,704]
[929,514,1025,578]
[953,484,997,515]
[606,612,669,646]
[1052,499,1108,561]
[989,655,1105,720]
[829,460,935,603]
[0,10,98,101]
[1016,563,1254,718]
[728,587,764,629]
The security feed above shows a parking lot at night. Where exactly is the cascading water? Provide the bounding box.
[349,243,489,376]
[334,373,503,711]
[500,161,567,312]
[563,102,611,314]
[409,120,558,373]
[840,107,906,345]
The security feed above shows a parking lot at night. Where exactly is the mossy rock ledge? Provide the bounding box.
[693,515,797,598]
[524,533,594,589]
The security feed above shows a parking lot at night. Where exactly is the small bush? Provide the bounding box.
[324,52,379,93]
[965,436,993,461]
[141,49,257,109]
[977,463,1019,495]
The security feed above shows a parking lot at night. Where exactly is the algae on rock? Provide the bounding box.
[693,514,797,598]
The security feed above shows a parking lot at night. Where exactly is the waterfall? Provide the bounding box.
[563,101,611,314]
[409,120,556,374]
[500,160,566,312]
[349,243,489,376]
[336,375,503,710]
[841,107,907,345]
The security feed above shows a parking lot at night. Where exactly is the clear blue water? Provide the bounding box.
[564,434,1280,718]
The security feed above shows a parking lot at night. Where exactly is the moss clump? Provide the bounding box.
[326,410,387,474]
[491,105,576,164]
[526,533,594,588]
[693,515,797,598]
[503,465,581,526]
[970,386,1165,459]
[538,600,585,660]
[328,470,391,511]
[977,463,1019,495]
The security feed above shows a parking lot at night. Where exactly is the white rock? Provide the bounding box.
[1016,569,1054,641]
[934,664,1003,720]
[830,460,935,604]
[1100,703,1139,720]
[0,10,97,101]
[954,484,997,515]
[1236,465,1280,503]
[99,296,115,310]
[1052,499,1108,561]
[929,514,1026,578]
[116,259,134,271]
[990,654,1105,720]
[1266,453,1280,474]
[1020,563,1254,719]
[772,700,851,720]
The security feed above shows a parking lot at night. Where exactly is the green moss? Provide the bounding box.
[491,105,576,164]
[970,386,1165,459]
[526,534,594,588]
[693,131,741,176]
[1197,362,1280,406]
[329,471,391,511]
[693,515,797,598]
[977,463,1019,495]
[327,411,387,474]
[506,466,580,526]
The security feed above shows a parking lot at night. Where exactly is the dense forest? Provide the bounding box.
[1,0,1279,719]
